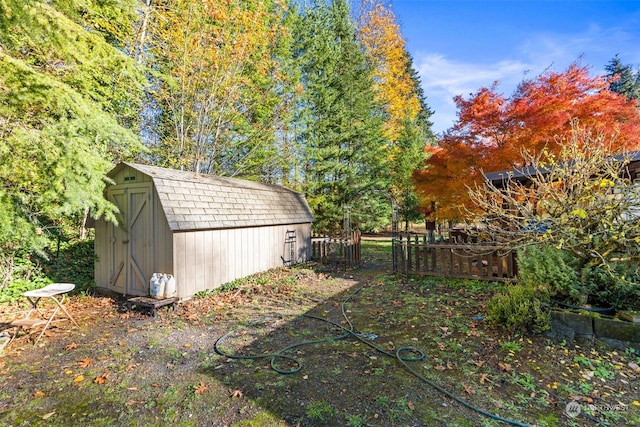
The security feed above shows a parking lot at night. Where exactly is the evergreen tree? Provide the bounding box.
[356,0,434,230]
[294,0,387,234]
[0,0,146,280]
[605,55,640,102]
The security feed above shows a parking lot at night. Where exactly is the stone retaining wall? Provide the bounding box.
[546,310,640,350]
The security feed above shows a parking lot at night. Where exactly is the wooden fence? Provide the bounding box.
[312,231,361,268]
[393,234,517,281]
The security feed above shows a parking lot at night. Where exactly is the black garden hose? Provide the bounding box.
[214,275,611,427]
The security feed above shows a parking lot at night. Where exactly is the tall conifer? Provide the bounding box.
[293,0,387,233]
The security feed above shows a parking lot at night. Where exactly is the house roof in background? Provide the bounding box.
[111,163,315,231]
[484,150,640,187]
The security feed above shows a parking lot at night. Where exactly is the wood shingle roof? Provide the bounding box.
[117,163,315,231]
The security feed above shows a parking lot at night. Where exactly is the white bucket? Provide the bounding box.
[149,273,165,299]
[163,274,177,298]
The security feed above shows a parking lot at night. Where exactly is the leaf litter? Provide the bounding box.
[0,245,638,426]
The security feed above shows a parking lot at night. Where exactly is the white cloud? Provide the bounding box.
[414,54,531,134]
[414,21,640,135]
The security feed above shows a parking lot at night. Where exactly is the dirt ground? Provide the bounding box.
[1,240,639,427]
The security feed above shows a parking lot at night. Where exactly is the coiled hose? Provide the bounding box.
[214,275,606,427]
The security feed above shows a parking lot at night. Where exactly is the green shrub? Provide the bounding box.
[488,284,550,334]
[516,245,578,300]
[0,251,51,303]
[582,263,640,310]
[42,236,96,292]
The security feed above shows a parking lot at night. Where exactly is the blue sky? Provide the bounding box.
[390,0,640,134]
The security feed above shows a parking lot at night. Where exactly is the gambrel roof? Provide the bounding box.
[110,163,315,231]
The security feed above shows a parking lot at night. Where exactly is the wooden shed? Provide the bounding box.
[94,162,315,299]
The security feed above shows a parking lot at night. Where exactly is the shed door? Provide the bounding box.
[107,184,153,296]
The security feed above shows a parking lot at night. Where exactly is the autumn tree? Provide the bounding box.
[356,0,433,229]
[466,124,640,308]
[414,62,640,221]
[0,0,147,282]
[293,0,387,234]
[147,0,292,178]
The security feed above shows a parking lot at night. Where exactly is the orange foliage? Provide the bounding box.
[358,0,421,140]
[414,62,640,220]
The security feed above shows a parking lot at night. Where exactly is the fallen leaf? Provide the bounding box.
[498,362,511,372]
[464,385,476,395]
[94,372,109,384]
[34,391,45,398]
[407,401,415,410]
[493,400,503,408]
[469,359,484,368]
[125,364,136,372]
[230,389,243,398]
[194,382,207,394]
[77,358,93,368]
[582,371,594,380]
[64,342,78,351]
[42,411,56,420]
[73,375,84,383]
[629,362,639,372]
[479,373,490,384]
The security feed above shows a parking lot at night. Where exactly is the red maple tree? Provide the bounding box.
[414,62,640,221]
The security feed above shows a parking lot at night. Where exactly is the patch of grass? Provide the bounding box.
[305,400,335,422]
[374,395,391,408]
[231,410,284,427]
[500,340,522,354]
[345,413,367,427]
[513,372,536,392]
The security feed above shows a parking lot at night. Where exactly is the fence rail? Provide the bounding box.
[312,231,361,268]
[393,234,516,281]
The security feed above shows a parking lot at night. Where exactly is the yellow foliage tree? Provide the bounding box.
[357,0,432,227]
[149,0,291,175]
[357,0,421,141]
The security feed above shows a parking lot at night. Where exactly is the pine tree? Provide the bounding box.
[293,0,387,234]
[605,55,640,102]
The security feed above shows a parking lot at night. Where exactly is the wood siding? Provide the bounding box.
[95,163,314,299]
[94,180,173,296]
[172,223,311,298]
